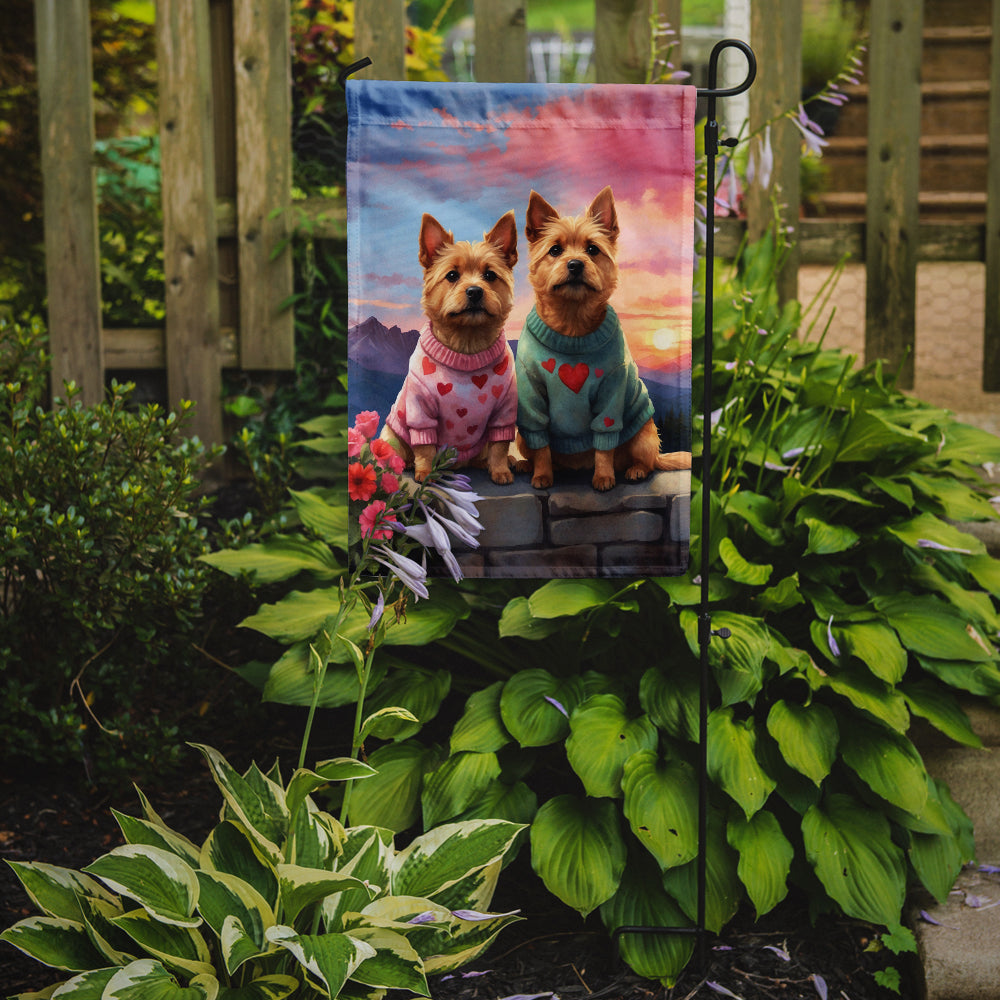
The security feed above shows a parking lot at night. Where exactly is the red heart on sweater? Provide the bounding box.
[446,420,454,429]
[467,425,479,435]
[456,407,468,417]
[558,362,590,394]
[422,357,436,375]
[437,382,453,396]
[472,374,488,389]
[492,384,503,399]
[478,394,488,404]
[595,368,604,377]
[494,356,510,376]
[542,358,556,373]
[604,417,615,427]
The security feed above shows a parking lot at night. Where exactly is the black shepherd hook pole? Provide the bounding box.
[612,38,755,975]
[338,56,373,90]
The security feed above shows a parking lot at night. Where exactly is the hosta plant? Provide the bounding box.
[1,744,523,999]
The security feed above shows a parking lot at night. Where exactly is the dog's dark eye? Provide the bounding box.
[548,244,563,257]
[446,270,460,282]
[483,269,496,282]
[586,243,601,257]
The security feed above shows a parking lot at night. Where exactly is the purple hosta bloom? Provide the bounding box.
[979,864,1000,874]
[407,911,438,925]
[746,124,774,191]
[497,994,558,1000]
[715,157,741,215]
[367,590,385,631]
[404,502,465,581]
[424,481,484,540]
[763,944,791,962]
[452,908,521,921]
[370,544,429,600]
[917,538,973,555]
[707,983,743,999]
[791,104,829,156]
[827,616,842,657]
[919,909,958,929]
[441,970,493,981]
[812,974,828,1000]
[544,695,569,718]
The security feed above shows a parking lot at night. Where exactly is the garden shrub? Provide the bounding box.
[210,230,1000,985]
[0,317,221,785]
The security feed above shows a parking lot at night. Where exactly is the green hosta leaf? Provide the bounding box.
[499,670,585,747]
[875,594,995,662]
[765,700,838,786]
[916,655,1000,697]
[111,908,214,978]
[337,592,469,651]
[191,746,287,863]
[0,916,107,971]
[112,812,201,868]
[421,751,502,828]
[450,682,511,754]
[392,820,524,901]
[835,410,927,463]
[727,811,793,918]
[527,579,620,618]
[241,588,342,642]
[200,822,278,910]
[288,488,349,545]
[265,926,375,998]
[680,610,770,706]
[906,472,998,522]
[967,553,1000,597]
[566,695,658,798]
[260,644,383,709]
[599,853,694,987]
[362,667,451,740]
[724,490,784,546]
[901,680,982,748]
[345,926,428,994]
[359,706,421,742]
[661,810,741,933]
[802,793,906,926]
[935,421,1000,465]
[811,662,910,732]
[707,707,776,819]
[200,535,342,584]
[839,718,928,817]
[911,562,1000,633]
[866,474,914,509]
[216,975,299,999]
[909,827,966,905]
[530,795,626,917]
[803,517,859,556]
[453,779,538,827]
[195,871,273,974]
[103,959,218,999]
[285,759,376,822]
[834,621,907,684]
[755,573,805,614]
[886,512,985,557]
[83,846,200,928]
[347,740,442,832]
[654,572,738,606]
[621,751,699,871]
[277,865,374,925]
[4,862,118,922]
[498,596,565,639]
[718,537,772,586]
[639,664,699,742]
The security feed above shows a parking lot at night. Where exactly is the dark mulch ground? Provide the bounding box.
[1,737,915,1000]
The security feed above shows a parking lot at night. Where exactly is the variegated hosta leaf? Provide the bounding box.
[45,966,118,997]
[499,669,585,747]
[276,864,376,925]
[214,975,300,1000]
[78,894,136,966]
[838,718,929,817]
[765,700,838,786]
[112,811,202,868]
[102,958,218,999]
[599,853,694,987]
[621,751,699,871]
[265,925,376,998]
[195,871,274,974]
[529,795,626,917]
[706,707,776,819]
[200,822,278,910]
[110,908,214,979]
[450,681,511,754]
[288,801,343,870]
[566,695,658,799]
[420,751,502,829]
[727,810,793,918]
[391,820,524,901]
[4,861,118,922]
[347,740,442,833]
[285,760,375,824]
[802,793,906,926]
[323,829,393,931]
[421,906,523,975]
[0,916,107,972]
[344,926,429,995]
[83,846,200,928]
[424,859,501,916]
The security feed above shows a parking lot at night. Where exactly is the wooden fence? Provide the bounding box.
[33,0,1000,445]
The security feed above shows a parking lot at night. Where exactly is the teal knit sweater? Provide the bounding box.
[515,305,655,454]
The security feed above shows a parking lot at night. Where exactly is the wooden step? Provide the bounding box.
[922,25,993,83]
[813,190,987,222]
[922,0,991,28]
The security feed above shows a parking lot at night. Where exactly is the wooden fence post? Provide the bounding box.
[746,0,801,305]
[983,0,1000,390]
[354,0,407,80]
[865,0,923,389]
[34,0,104,405]
[233,0,294,370]
[474,0,527,83]
[157,0,223,445]
[594,0,655,84]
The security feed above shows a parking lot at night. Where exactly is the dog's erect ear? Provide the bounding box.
[484,211,518,268]
[525,190,559,245]
[419,214,454,268]
[587,186,619,243]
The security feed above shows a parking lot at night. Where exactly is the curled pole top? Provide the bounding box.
[697,39,756,99]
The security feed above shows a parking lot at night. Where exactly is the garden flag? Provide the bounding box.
[347,80,695,579]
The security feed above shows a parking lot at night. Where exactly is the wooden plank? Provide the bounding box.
[103,328,238,370]
[157,0,223,444]
[864,0,923,389]
[354,0,406,81]
[34,0,103,405]
[233,0,294,369]
[983,0,1000,390]
[746,0,801,304]
[594,0,655,83]
[473,0,526,82]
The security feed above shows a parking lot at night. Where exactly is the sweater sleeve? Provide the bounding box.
[515,339,551,449]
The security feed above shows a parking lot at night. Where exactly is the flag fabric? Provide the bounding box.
[347,80,695,578]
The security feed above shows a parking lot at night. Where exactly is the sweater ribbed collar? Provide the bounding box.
[420,323,508,371]
[523,305,621,355]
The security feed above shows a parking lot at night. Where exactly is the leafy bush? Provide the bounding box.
[1,743,524,998]
[210,232,1000,985]
[0,317,221,783]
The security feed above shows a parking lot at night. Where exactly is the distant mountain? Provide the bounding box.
[349,316,420,376]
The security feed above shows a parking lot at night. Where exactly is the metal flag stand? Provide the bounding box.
[340,37,758,973]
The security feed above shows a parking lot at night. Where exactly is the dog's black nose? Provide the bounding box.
[466,285,484,303]
[566,258,584,277]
